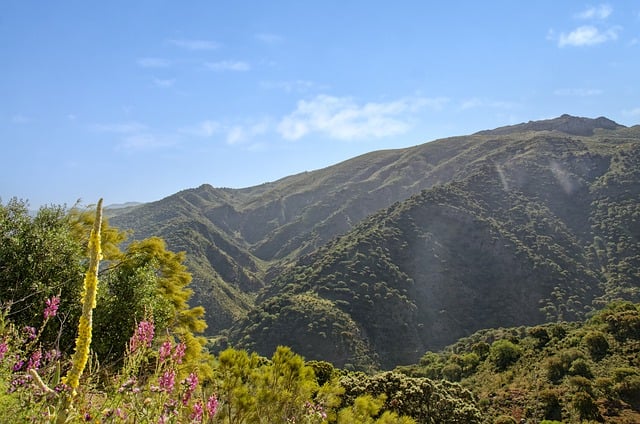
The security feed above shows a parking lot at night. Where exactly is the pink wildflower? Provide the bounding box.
[43,295,60,319]
[24,326,37,341]
[12,356,25,371]
[44,349,60,363]
[158,340,172,363]
[206,394,218,417]
[190,400,204,423]
[27,349,42,370]
[158,370,176,393]
[0,342,8,361]
[173,342,186,364]
[129,320,155,352]
[181,372,198,405]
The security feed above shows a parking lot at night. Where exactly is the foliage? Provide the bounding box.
[488,340,521,371]
[0,199,209,373]
[396,301,640,422]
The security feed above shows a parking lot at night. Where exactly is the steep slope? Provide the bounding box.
[227,125,640,369]
[111,116,639,342]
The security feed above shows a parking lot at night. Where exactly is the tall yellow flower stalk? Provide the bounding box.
[65,198,103,391]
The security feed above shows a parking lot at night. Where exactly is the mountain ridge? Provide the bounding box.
[111,115,640,368]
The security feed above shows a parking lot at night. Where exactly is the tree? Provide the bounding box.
[0,199,84,347]
[0,199,208,373]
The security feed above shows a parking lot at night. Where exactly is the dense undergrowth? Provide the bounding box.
[397,301,640,423]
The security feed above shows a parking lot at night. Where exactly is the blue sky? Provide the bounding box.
[2,1,640,208]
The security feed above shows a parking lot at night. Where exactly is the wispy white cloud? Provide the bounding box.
[553,88,603,96]
[558,25,619,47]
[137,57,171,68]
[260,79,325,93]
[255,33,284,44]
[180,120,221,137]
[153,78,175,88]
[622,107,640,117]
[11,114,31,124]
[168,38,220,50]
[205,60,251,71]
[91,122,147,133]
[575,4,612,20]
[92,121,177,151]
[277,95,446,141]
[459,98,518,111]
[226,120,270,145]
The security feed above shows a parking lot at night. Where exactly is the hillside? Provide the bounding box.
[396,301,640,423]
[111,115,640,369]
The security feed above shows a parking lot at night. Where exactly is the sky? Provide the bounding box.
[2,1,640,208]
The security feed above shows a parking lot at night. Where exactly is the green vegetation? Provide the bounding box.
[2,116,640,422]
[397,301,640,422]
[0,199,478,422]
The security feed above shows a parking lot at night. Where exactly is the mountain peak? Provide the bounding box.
[475,114,624,137]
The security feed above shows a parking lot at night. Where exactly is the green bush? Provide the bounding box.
[441,362,462,382]
[493,415,516,424]
[488,340,522,371]
[568,358,593,378]
[571,392,601,421]
[528,326,550,348]
[583,330,609,360]
[539,388,562,421]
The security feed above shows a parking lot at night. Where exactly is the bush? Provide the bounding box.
[571,392,601,421]
[488,340,521,371]
[528,326,550,348]
[568,358,593,378]
[583,330,609,360]
[441,363,462,382]
[493,415,516,424]
[539,388,562,421]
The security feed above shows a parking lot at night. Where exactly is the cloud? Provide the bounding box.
[180,120,221,137]
[260,79,325,93]
[153,78,175,88]
[205,60,251,71]
[459,98,518,111]
[277,95,445,141]
[137,57,171,68]
[92,121,176,151]
[255,33,284,44]
[622,107,640,117]
[91,122,147,133]
[575,4,612,20]
[553,88,603,96]
[225,121,269,145]
[558,25,619,47]
[168,39,220,50]
[11,114,30,124]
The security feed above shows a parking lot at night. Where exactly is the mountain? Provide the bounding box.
[111,115,640,369]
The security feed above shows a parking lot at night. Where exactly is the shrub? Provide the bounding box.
[488,340,521,371]
[539,388,562,421]
[583,330,609,360]
[441,362,462,382]
[568,358,593,378]
[545,356,566,384]
[471,341,490,360]
[571,392,601,421]
[528,326,550,348]
[494,415,516,424]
